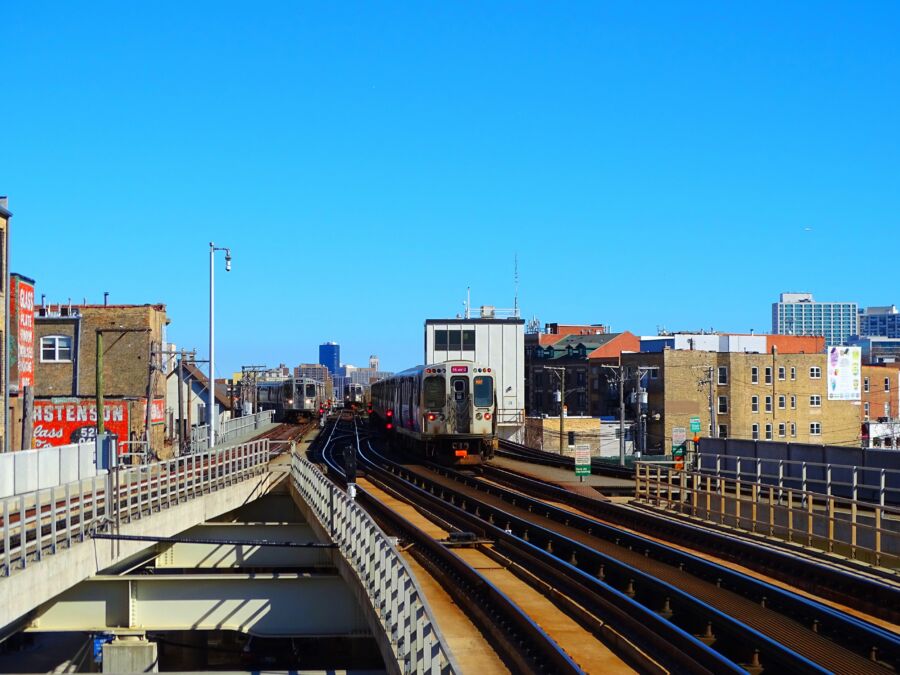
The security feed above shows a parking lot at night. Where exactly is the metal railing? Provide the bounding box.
[291,452,454,674]
[189,410,274,452]
[635,462,900,568]
[1,439,271,577]
[697,453,900,506]
[0,442,99,498]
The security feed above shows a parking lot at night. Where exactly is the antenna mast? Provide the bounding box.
[513,253,519,318]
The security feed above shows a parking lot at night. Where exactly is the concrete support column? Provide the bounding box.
[102,633,158,673]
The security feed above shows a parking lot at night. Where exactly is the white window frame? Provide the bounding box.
[718,424,728,438]
[751,423,759,440]
[751,395,759,413]
[765,396,772,413]
[864,377,870,393]
[778,395,786,410]
[790,366,796,381]
[790,422,796,437]
[778,422,786,437]
[886,377,891,392]
[765,423,773,440]
[778,366,786,381]
[40,335,74,363]
[810,422,822,436]
[810,366,821,379]
[765,367,773,384]
[751,366,759,384]
[810,395,821,407]
[718,395,728,414]
[790,395,796,409]
[717,366,728,385]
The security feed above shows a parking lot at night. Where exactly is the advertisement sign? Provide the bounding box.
[140,398,166,425]
[574,443,592,477]
[32,399,130,448]
[9,275,35,393]
[827,346,861,401]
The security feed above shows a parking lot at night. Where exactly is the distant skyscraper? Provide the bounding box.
[319,341,340,375]
[369,354,379,371]
[859,305,900,339]
[772,293,858,346]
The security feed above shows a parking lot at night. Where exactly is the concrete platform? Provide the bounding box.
[488,456,635,496]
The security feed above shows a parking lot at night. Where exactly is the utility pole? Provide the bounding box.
[601,363,628,466]
[546,366,566,455]
[634,368,643,455]
[177,351,185,453]
[698,366,717,438]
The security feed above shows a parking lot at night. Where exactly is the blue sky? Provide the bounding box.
[3,2,898,375]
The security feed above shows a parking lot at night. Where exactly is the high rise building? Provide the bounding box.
[859,305,900,339]
[772,293,858,346]
[369,354,379,371]
[318,341,340,375]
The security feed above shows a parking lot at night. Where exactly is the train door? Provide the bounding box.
[450,376,470,433]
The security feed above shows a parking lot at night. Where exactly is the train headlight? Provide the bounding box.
[476,412,483,420]
[484,412,492,420]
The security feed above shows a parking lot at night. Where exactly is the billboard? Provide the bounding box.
[32,399,130,448]
[827,346,861,401]
[9,274,35,394]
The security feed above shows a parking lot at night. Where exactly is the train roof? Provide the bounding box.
[375,360,487,380]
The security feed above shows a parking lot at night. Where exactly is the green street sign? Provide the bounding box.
[689,416,701,433]
[574,444,591,477]
[672,443,686,457]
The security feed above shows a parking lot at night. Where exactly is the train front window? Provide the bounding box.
[473,376,493,407]
[305,384,316,397]
[423,376,445,409]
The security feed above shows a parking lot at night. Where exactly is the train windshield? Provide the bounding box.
[473,376,493,407]
[423,376,445,409]
[305,384,317,397]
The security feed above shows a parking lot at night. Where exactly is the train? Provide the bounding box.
[343,382,366,409]
[369,360,497,465]
[256,377,327,422]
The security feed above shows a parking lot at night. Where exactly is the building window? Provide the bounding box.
[765,367,772,384]
[718,395,728,414]
[810,422,822,436]
[751,396,759,413]
[435,330,448,350]
[717,367,728,385]
[778,422,786,437]
[864,402,870,419]
[810,367,821,379]
[778,366,786,381]
[790,422,796,437]
[462,330,475,351]
[810,395,821,407]
[778,395,786,409]
[40,335,73,362]
[648,367,659,379]
[790,367,796,381]
[790,395,796,409]
[751,367,759,384]
[864,377,870,393]
[751,424,759,440]
[718,424,728,438]
[886,377,891,392]
[765,423,773,440]
[765,396,772,413]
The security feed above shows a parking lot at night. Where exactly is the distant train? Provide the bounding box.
[370,360,497,465]
[343,383,366,409]
[256,377,326,422]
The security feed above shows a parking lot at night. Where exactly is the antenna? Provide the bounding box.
[513,253,519,318]
[466,286,471,319]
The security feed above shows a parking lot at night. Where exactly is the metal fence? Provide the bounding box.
[291,453,454,674]
[697,453,900,506]
[1,439,271,577]
[635,462,900,568]
[189,411,274,452]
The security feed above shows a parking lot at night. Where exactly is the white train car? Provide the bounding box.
[257,377,326,421]
[344,382,366,409]
[370,360,497,465]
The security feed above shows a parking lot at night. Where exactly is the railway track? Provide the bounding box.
[316,417,900,673]
[497,438,635,479]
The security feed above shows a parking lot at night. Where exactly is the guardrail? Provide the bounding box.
[291,453,454,674]
[635,462,900,568]
[0,442,98,498]
[697,452,900,506]
[189,411,274,452]
[1,439,271,576]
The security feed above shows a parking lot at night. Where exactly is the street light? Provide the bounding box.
[209,242,232,448]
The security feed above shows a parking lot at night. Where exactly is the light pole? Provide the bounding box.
[209,242,232,448]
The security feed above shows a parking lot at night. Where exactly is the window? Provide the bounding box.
[751,367,759,384]
[810,395,821,407]
[40,335,73,362]
[790,395,796,409]
[435,330,448,350]
[765,423,773,440]
[778,422,786,437]
[790,423,796,437]
[717,366,728,385]
[305,384,317,397]
[765,367,772,384]
[751,396,759,413]
[886,377,891,392]
[448,330,462,350]
[790,367,796,381]
[751,424,759,440]
[473,376,493,407]
[810,367,821,379]
[718,395,728,414]
[765,396,772,412]
[864,402,870,419]
[462,330,475,351]
[778,366,786,381]
[778,395,786,409]
[864,377,870,393]
[649,367,659,379]
[718,424,728,438]
[810,422,822,435]
[424,376,445,408]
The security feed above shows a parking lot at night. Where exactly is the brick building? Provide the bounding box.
[0,197,10,450]
[33,303,168,452]
[621,348,862,451]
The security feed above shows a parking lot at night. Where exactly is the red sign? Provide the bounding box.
[32,399,130,448]
[9,276,35,393]
[140,398,166,425]
[450,366,469,373]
